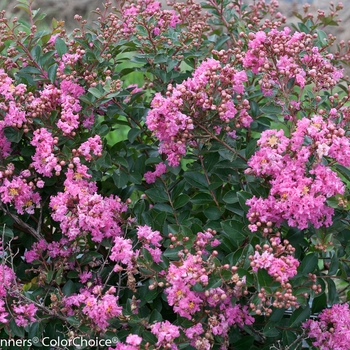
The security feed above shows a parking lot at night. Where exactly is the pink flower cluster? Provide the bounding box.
[144,162,167,184]
[77,135,103,161]
[250,249,299,284]
[246,116,347,230]
[24,238,77,264]
[243,27,343,95]
[0,70,28,158]
[27,84,61,118]
[136,225,163,262]
[63,286,122,330]
[151,320,181,350]
[50,159,127,242]
[0,265,15,299]
[0,265,36,326]
[0,126,11,158]
[146,58,251,166]
[163,230,254,344]
[0,175,41,215]
[109,334,142,350]
[58,53,83,75]
[13,303,37,327]
[303,303,350,350]
[57,80,85,134]
[166,252,205,319]
[121,0,181,36]
[110,236,135,270]
[0,69,27,127]
[31,128,59,177]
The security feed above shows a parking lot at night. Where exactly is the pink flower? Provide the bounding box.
[110,237,135,269]
[57,80,85,134]
[78,135,103,161]
[137,225,162,246]
[0,265,15,298]
[4,101,26,127]
[63,287,122,330]
[13,303,37,327]
[0,299,9,323]
[126,334,142,346]
[0,176,41,215]
[31,128,58,177]
[303,303,350,350]
[151,320,181,348]
[0,127,11,158]
[185,323,204,339]
[79,271,92,283]
[144,163,167,184]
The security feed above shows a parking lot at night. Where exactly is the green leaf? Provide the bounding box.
[312,292,327,313]
[213,35,230,50]
[4,127,24,143]
[171,180,186,200]
[335,164,350,182]
[62,280,76,296]
[317,29,328,46]
[245,139,258,159]
[232,336,255,349]
[28,322,43,341]
[15,3,31,14]
[263,320,280,337]
[79,252,103,265]
[221,220,246,247]
[289,305,310,327]
[18,66,42,75]
[2,226,14,238]
[298,22,310,33]
[112,170,129,188]
[31,45,42,62]
[9,319,25,338]
[174,194,190,209]
[203,152,220,172]
[204,207,222,220]
[163,246,182,260]
[270,121,290,137]
[67,316,80,326]
[297,253,318,275]
[223,190,238,204]
[89,87,103,98]
[191,193,213,205]
[145,188,168,203]
[184,172,208,190]
[149,309,163,323]
[206,276,222,289]
[257,269,274,288]
[46,270,54,283]
[237,191,252,212]
[48,63,58,82]
[328,254,339,275]
[269,307,285,323]
[128,128,141,143]
[67,271,79,279]
[327,278,338,305]
[55,37,68,56]
[282,330,298,349]
[249,100,260,118]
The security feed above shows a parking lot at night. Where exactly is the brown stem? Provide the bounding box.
[194,121,247,161]
[0,203,43,241]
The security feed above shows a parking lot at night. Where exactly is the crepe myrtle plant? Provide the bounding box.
[0,0,350,349]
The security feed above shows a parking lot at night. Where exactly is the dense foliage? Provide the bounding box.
[0,0,350,349]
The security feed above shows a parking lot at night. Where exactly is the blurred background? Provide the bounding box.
[0,0,349,37]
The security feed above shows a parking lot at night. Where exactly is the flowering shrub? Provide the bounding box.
[0,0,350,349]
